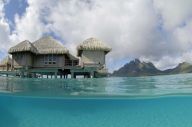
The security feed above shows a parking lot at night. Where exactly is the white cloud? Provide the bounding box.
[12,0,50,42]
[0,0,11,50]
[0,18,10,48]
[154,0,192,30]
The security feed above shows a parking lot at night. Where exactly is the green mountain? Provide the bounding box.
[164,62,192,74]
[112,59,192,77]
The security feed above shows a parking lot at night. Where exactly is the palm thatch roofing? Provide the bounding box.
[9,40,37,54]
[8,36,69,55]
[0,56,12,66]
[77,37,111,56]
[33,36,69,54]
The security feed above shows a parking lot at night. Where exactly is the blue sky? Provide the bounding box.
[4,0,28,29]
[1,0,192,72]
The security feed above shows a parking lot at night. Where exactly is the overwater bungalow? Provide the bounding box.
[0,36,111,78]
[0,56,12,71]
[76,37,111,78]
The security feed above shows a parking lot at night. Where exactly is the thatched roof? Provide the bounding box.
[77,37,111,56]
[33,36,69,54]
[8,40,37,54]
[0,56,12,66]
[9,36,69,55]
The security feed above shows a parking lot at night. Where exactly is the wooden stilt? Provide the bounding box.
[54,72,57,79]
[91,72,94,78]
[71,72,74,79]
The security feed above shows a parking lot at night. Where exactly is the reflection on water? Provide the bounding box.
[1,73,192,98]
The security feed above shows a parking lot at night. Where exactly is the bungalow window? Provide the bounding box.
[44,55,48,65]
[48,56,53,64]
[15,53,23,60]
[52,56,56,64]
[44,55,57,65]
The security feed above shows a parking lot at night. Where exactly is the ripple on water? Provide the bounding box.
[0,73,192,98]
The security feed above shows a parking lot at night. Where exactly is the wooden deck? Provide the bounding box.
[0,65,106,79]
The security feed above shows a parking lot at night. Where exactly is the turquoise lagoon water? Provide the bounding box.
[1,74,192,127]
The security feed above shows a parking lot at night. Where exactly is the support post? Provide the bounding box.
[54,72,57,79]
[21,72,24,78]
[91,71,94,78]
[32,73,34,78]
[11,57,14,71]
[88,73,91,78]
[71,72,74,79]
[33,73,37,78]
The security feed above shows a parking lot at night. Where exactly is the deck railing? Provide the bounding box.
[82,62,106,69]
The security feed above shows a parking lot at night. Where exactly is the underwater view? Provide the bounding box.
[1,74,192,127]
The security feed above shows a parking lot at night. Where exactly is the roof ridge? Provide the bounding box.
[32,36,69,54]
[77,37,111,50]
[77,37,111,56]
